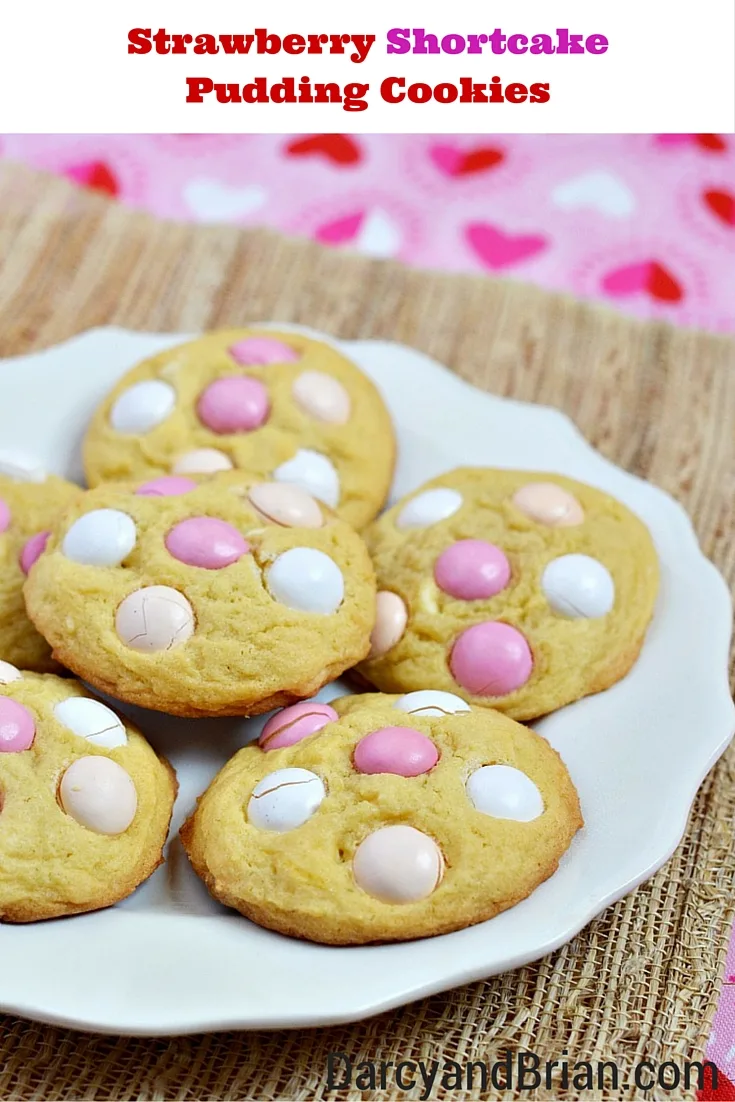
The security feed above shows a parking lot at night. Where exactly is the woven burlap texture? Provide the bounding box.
[0,163,733,1102]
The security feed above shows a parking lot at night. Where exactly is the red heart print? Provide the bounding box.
[704,189,735,227]
[465,223,547,269]
[648,262,682,302]
[696,133,727,152]
[602,261,683,304]
[285,134,362,166]
[697,1063,735,1100]
[654,134,727,154]
[66,161,119,197]
[430,143,504,177]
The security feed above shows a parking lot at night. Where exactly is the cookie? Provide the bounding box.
[0,471,81,672]
[356,469,659,720]
[82,328,396,529]
[0,668,176,922]
[181,690,582,944]
[24,474,377,718]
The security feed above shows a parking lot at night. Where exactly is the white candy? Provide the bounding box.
[60,756,138,835]
[267,547,344,614]
[466,765,544,822]
[273,449,340,509]
[394,690,470,717]
[54,697,127,749]
[248,767,325,831]
[172,448,233,475]
[397,488,462,529]
[110,380,176,434]
[0,661,22,684]
[62,509,137,567]
[542,554,615,619]
[0,449,46,483]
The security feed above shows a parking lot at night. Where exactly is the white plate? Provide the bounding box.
[0,326,732,1037]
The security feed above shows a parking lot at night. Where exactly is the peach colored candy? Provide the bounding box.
[512,482,584,527]
[259,701,338,751]
[353,825,444,903]
[136,476,198,496]
[368,592,408,658]
[0,698,35,752]
[450,621,533,696]
[165,517,249,569]
[0,498,9,534]
[172,449,233,475]
[116,586,195,652]
[19,531,50,575]
[229,337,300,366]
[353,726,438,777]
[59,756,137,835]
[197,377,270,434]
[292,371,351,424]
[248,483,323,528]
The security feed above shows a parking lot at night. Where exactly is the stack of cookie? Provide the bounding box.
[0,328,659,943]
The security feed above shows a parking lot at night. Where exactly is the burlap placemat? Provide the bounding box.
[0,162,733,1102]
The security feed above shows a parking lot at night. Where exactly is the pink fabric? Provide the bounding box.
[1,133,733,331]
[2,133,734,1068]
[709,948,735,1093]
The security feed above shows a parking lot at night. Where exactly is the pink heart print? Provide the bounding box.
[601,261,683,303]
[466,223,548,269]
[654,135,694,147]
[315,212,364,245]
[430,144,464,175]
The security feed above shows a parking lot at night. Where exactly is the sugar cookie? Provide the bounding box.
[24,474,376,717]
[82,329,396,529]
[0,472,81,672]
[0,671,175,922]
[181,691,582,944]
[356,468,659,720]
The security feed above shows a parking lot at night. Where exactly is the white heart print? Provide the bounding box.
[354,209,402,258]
[183,178,268,222]
[552,171,636,219]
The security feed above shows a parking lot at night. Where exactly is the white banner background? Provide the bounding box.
[1,0,733,133]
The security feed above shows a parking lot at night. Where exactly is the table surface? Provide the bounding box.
[0,161,733,1101]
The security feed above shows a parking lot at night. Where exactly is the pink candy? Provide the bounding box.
[434,540,510,600]
[197,377,270,434]
[165,517,249,569]
[229,337,300,366]
[0,698,35,752]
[136,476,198,497]
[450,621,533,696]
[0,498,9,534]
[354,726,439,777]
[19,530,50,574]
[259,702,338,751]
